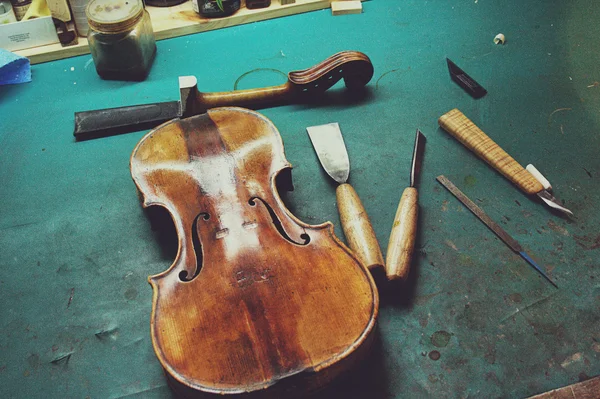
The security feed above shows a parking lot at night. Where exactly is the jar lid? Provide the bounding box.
[86,0,144,33]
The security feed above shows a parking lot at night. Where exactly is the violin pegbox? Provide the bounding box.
[289,51,374,95]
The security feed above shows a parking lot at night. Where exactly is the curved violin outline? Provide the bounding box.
[130,107,379,397]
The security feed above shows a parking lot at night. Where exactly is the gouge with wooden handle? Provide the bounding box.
[307,123,384,274]
[386,130,426,281]
[438,109,573,216]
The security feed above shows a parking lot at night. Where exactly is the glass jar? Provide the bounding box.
[86,0,156,81]
[192,0,240,18]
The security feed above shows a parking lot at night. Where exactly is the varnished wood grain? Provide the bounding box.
[528,376,600,399]
[130,107,378,398]
[191,51,374,113]
[385,187,418,281]
[438,109,544,195]
[336,183,384,274]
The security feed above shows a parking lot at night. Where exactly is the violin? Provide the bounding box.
[130,107,379,397]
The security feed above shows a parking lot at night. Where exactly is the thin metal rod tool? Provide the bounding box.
[436,175,558,288]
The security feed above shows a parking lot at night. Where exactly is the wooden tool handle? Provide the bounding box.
[336,183,385,274]
[385,187,418,281]
[438,109,543,195]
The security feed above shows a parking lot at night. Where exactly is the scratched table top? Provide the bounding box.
[1,1,600,398]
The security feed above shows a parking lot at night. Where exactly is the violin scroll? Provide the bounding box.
[288,51,374,94]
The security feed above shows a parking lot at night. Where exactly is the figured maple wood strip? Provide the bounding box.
[336,183,384,274]
[438,109,543,195]
[385,187,418,281]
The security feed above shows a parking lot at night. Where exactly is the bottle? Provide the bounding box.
[9,0,30,21]
[0,0,18,24]
[86,0,156,81]
[192,0,240,18]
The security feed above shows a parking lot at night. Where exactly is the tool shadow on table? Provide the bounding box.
[379,214,425,308]
[291,86,375,110]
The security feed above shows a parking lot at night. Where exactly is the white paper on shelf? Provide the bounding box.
[0,16,59,52]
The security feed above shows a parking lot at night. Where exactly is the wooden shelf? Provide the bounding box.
[16,0,333,64]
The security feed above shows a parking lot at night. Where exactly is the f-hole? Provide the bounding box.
[249,197,310,245]
[179,212,210,282]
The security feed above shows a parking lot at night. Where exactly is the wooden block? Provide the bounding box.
[331,0,362,15]
[528,375,600,399]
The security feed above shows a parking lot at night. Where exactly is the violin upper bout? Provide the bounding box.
[288,51,374,95]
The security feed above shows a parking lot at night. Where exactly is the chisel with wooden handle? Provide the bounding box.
[307,123,384,275]
[438,109,573,216]
[386,130,425,281]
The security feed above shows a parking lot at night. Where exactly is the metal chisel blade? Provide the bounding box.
[306,123,350,184]
[410,129,426,187]
[537,190,574,217]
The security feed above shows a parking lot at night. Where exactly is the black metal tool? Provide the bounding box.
[74,76,198,141]
[446,58,487,99]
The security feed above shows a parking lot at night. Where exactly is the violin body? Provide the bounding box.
[130,108,378,398]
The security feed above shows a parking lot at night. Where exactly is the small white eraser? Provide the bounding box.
[526,164,552,190]
[331,1,362,16]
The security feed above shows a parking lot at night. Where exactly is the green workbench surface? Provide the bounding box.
[2,1,600,397]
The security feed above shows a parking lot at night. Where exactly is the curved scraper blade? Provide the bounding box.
[306,123,350,184]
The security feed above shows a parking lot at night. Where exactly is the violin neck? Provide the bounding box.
[196,82,293,111]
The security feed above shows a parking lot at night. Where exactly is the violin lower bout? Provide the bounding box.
[150,227,378,398]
